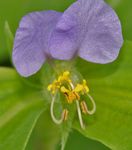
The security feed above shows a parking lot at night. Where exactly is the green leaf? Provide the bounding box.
[106,0,132,40]
[0,68,45,150]
[4,21,14,58]
[74,41,132,150]
[65,130,110,150]
[26,110,60,150]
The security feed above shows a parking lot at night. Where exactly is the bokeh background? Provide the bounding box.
[0,0,131,149]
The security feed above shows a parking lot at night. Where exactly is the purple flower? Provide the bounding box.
[12,0,123,77]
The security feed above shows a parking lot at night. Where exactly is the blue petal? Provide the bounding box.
[13,11,61,77]
[49,2,80,60]
[50,0,123,63]
[78,0,123,63]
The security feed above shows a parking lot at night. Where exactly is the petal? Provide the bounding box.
[78,0,123,63]
[50,0,123,63]
[49,2,80,60]
[13,11,61,77]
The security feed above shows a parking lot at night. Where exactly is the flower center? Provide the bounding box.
[47,71,96,129]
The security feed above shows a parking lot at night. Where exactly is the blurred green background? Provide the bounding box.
[0,0,132,149]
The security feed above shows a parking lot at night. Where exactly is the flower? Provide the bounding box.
[12,0,123,77]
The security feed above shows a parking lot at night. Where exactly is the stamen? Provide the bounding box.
[63,109,69,121]
[76,100,85,130]
[70,82,85,130]
[50,95,64,125]
[80,94,96,115]
[80,101,89,114]
[87,93,96,115]
[74,79,89,95]
[48,70,96,129]
[58,71,71,83]
[47,80,60,94]
[61,86,80,104]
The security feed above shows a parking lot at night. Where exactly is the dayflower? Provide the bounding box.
[12,0,123,129]
[12,0,123,77]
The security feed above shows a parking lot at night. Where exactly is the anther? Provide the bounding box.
[80,101,89,114]
[63,109,69,121]
[80,94,96,115]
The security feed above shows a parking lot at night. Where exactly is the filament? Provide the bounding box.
[87,93,96,115]
[50,95,64,125]
[70,82,85,130]
[76,100,85,129]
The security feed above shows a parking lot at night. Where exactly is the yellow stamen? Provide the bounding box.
[58,71,71,83]
[61,86,80,103]
[82,79,89,93]
[47,80,60,94]
[74,79,89,94]
[60,86,69,93]
[47,71,72,94]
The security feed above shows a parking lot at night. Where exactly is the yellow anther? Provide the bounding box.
[61,86,80,103]
[48,71,72,95]
[47,84,52,91]
[58,71,71,83]
[82,80,89,93]
[47,80,60,94]
[67,91,80,103]
[63,71,70,76]
[74,79,89,94]
[60,86,69,93]
[74,84,83,92]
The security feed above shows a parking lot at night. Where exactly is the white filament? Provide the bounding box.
[87,93,96,115]
[50,95,63,125]
[70,82,85,130]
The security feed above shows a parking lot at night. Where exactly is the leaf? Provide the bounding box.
[26,110,61,150]
[4,21,14,58]
[0,68,45,150]
[65,130,110,150]
[74,41,132,150]
[106,0,132,40]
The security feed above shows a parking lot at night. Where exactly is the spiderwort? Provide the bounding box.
[12,0,123,129]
